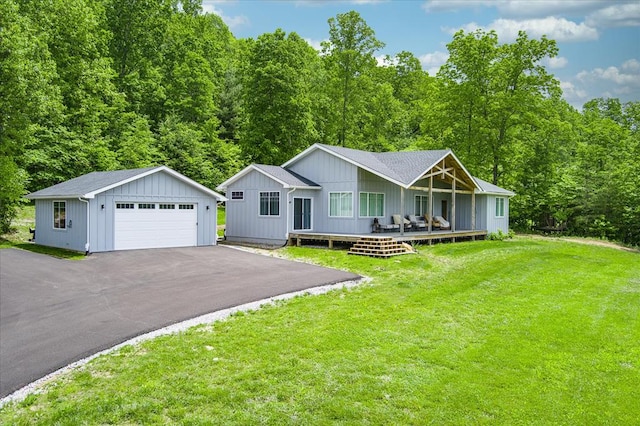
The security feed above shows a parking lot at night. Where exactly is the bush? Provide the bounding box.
[487,229,514,241]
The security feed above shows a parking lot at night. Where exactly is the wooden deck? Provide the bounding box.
[288,229,487,248]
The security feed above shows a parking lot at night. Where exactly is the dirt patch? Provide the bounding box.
[524,234,638,253]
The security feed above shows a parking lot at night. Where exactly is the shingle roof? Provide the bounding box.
[473,177,516,196]
[26,166,226,200]
[253,164,320,188]
[317,144,450,187]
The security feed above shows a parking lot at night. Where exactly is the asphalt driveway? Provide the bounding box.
[0,246,359,398]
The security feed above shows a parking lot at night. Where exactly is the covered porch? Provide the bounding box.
[396,150,480,236]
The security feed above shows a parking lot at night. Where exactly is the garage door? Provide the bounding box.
[114,202,197,250]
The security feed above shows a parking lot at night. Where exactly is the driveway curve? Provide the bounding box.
[0,246,359,398]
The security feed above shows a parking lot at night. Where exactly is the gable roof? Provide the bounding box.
[26,166,226,201]
[473,177,516,196]
[216,164,321,191]
[283,143,479,190]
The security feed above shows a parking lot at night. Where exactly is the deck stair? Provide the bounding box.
[348,236,414,258]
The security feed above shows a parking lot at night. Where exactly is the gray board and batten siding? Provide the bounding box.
[225,168,290,245]
[29,167,222,253]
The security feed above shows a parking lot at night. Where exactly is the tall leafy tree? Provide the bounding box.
[242,29,320,164]
[322,11,384,147]
[0,0,63,231]
[104,0,173,123]
[437,29,560,184]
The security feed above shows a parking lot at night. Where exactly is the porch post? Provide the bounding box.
[428,175,433,234]
[451,169,456,232]
[400,186,405,236]
[471,188,476,231]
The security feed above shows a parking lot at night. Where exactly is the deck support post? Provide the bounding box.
[471,187,476,231]
[428,175,433,234]
[400,186,405,236]
[451,169,456,232]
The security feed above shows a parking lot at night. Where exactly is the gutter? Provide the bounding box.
[78,197,90,255]
[285,187,296,241]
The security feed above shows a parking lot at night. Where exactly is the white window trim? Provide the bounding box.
[495,197,506,218]
[258,191,281,217]
[52,200,67,231]
[230,190,244,201]
[328,191,354,218]
[359,192,385,218]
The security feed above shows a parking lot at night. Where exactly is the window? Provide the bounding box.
[179,204,194,210]
[231,191,244,200]
[329,192,353,217]
[259,192,280,216]
[359,192,384,217]
[159,204,175,209]
[415,195,429,215]
[116,203,134,209]
[53,201,66,229]
[495,197,505,217]
[138,203,155,209]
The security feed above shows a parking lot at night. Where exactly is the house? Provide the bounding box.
[26,166,226,253]
[217,143,514,246]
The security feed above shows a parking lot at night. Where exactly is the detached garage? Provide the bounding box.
[26,166,226,253]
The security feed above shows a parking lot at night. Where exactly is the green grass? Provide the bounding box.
[0,204,85,259]
[1,238,639,424]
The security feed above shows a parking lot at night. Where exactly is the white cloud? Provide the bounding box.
[424,0,607,19]
[560,80,588,102]
[585,3,640,28]
[563,59,640,107]
[445,17,599,42]
[543,56,568,69]
[304,37,326,52]
[201,1,249,29]
[577,64,640,87]
[419,50,449,75]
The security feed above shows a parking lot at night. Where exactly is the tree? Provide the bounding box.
[322,11,384,147]
[437,29,560,184]
[0,0,63,232]
[241,29,320,164]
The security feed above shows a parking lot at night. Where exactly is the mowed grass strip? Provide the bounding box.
[1,238,639,424]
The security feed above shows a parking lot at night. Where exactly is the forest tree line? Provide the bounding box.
[1,0,638,245]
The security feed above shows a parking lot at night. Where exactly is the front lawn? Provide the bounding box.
[1,238,639,424]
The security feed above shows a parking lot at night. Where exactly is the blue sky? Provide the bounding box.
[203,0,640,109]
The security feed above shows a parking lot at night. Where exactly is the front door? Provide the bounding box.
[441,199,448,221]
[293,198,312,230]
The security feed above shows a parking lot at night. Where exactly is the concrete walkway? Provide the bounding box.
[0,246,359,398]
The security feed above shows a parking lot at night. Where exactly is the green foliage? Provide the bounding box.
[487,228,515,241]
[241,29,320,164]
[1,3,637,245]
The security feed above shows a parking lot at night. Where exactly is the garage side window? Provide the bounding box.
[53,201,66,229]
[259,191,280,216]
[231,191,244,200]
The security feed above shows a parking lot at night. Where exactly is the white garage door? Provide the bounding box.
[114,202,197,250]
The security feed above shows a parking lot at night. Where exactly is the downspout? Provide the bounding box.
[286,187,296,242]
[78,197,90,255]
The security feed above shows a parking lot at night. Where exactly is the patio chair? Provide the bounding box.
[424,214,439,229]
[408,214,427,230]
[372,217,400,233]
[392,214,412,231]
[434,215,450,230]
